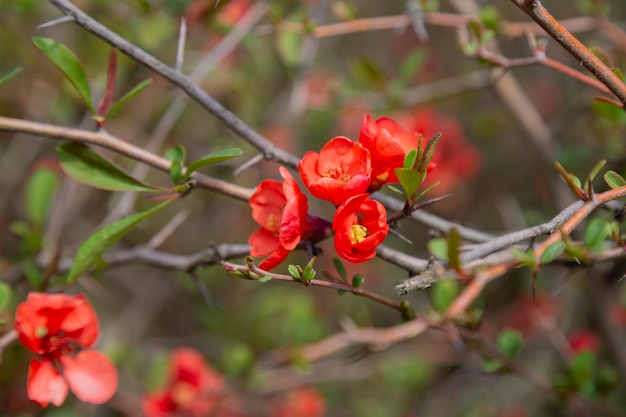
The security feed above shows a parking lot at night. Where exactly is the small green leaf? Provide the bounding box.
[106,78,152,118]
[185,148,243,177]
[352,274,365,288]
[67,200,171,283]
[169,160,183,184]
[165,145,186,163]
[418,133,442,174]
[387,185,406,198]
[333,257,347,282]
[588,159,606,183]
[398,50,426,87]
[604,170,626,189]
[571,351,596,385]
[302,257,317,282]
[25,167,60,227]
[0,67,22,86]
[287,264,301,280]
[350,58,388,90]
[428,238,448,261]
[540,241,565,264]
[497,329,523,359]
[394,168,422,199]
[447,227,462,270]
[584,218,610,248]
[258,275,272,283]
[431,279,459,311]
[22,260,43,289]
[569,173,582,189]
[403,149,418,170]
[483,358,503,373]
[276,29,302,68]
[33,37,94,114]
[480,5,501,31]
[511,247,536,269]
[0,282,12,312]
[57,142,158,192]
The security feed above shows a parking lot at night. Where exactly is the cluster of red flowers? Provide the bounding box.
[144,347,325,417]
[249,114,445,269]
[14,292,118,407]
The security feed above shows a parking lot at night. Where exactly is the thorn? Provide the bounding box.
[387,227,413,245]
[175,17,187,73]
[233,153,264,176]
[37,15,75,29]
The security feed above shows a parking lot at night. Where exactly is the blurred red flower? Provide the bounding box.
[249,167,329,270]
[333,193,388,263]
[299,137,372,206]
[271,387,325,417]
[358,114,424,191]
[568,329,600,355]
[143,348,225,417]
[14,293,117,407]
[394,108,481,195]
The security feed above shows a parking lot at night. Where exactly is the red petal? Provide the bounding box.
[61,350,118,404]
[249,228,280,257]
[27,358,68,407]
[258,245,291,271]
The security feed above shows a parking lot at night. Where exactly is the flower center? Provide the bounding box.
[350,224,368,244]
[322,166,351,183]
[171,381,197,408]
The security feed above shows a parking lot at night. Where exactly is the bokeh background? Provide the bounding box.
[2,0,626,416]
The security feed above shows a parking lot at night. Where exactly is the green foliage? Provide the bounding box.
[604,170,626,189]
[511,247,536,269]
[540,241,565,264]
[67,200,171,283]
[431,279,459,311]
[25,167,59,227]
[57,143,158,192]
[333,257,348,282]
[584,218,611,248]
[497,329,523,360]
[33,37,95,113]
[0,282,11,312]
[351,273,365,288]
[185,148,243,178]
[446,227,462,271]
[106,78,152,118]
[0,67,22,86]
[428,238,448,261]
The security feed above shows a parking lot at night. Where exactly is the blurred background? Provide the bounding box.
[2,0,626,416]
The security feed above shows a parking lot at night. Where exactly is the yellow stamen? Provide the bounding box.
[350,224,368,244]
[322,166,351,183]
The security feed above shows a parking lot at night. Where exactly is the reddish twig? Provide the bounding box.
[511,0,626,107]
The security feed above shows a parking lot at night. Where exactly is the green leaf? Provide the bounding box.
[428,238,448,261]
[302,257,317,282]
[0,67,22,86]
[22,260,43,289]
[185,148,243,177]
[418,133,442,174]
[588,159,606,183]
[394,168,422,199]
[33,37,94,114]
[480,5,501,31]
[584,218,609,248]
[398,50,426,86]
[169,160,183,184]
[106,78,152,118]
[604,170,626,189]
[276,29,302,68]
[387,185,406,199]
[25,167,60,227]
[67,201,171,283]
[350,58,388,90]
[165,145,186,163]
[0,282,11,312]
[333,257,347,282]
[447,227,462,270]
[571,351,596,385]
[287,264,301,280]
[258,275,272,283]
[540,241,565,264]
[511,247,536,269]
[431,279,459,311]
[403,149,418,170]
[497,329,523,359]
[352,274,365,288]
[57,142,158,192]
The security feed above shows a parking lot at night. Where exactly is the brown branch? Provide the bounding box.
[511,0,626,108]
[0,116,252,202]
[446,184,626,318]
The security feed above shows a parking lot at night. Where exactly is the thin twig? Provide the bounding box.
[511,0,626,107]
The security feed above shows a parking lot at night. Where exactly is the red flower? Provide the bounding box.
[568,330,600,355]
[14,293,118,407]
[271,387,325,417]
[249,167,326,270]
[358,114,423,190]
[298,137,371,206]
[332,194,389,263]
[143,348,225,417]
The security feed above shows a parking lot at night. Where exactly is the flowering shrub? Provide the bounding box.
[14,293,117,406]
[143,348,226,417]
